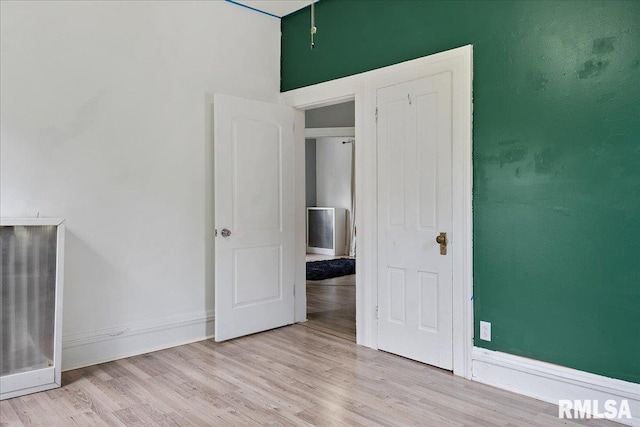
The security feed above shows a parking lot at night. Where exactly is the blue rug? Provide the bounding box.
[306,258,355,281]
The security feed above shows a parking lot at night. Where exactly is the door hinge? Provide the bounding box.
[214,229,217,237]
[375,107,378,123]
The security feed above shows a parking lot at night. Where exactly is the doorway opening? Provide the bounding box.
[302,101,356,342]
[284,45,473,377]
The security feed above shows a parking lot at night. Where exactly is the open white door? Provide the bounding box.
[377,73,454,370]
[214,94,299,342]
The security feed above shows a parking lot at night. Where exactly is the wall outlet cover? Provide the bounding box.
[480,321,491,341]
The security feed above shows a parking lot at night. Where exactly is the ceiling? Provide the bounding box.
[232,1,312,18]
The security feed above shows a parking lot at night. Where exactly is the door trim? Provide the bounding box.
[282,45,473,379]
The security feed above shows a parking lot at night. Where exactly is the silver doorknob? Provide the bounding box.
[221,228,231,237]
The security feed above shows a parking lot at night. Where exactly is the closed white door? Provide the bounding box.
[377,73,453,369]
[214,94,299,342]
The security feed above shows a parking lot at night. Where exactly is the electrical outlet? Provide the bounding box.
[480,321,491,341]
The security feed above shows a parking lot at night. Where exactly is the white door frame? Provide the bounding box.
[282,45,473,379]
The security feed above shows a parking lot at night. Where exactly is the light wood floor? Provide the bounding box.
[1,325,617,426]
[304,274,356,342]
[304,254,356,342]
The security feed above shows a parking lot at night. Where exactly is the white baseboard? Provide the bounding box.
[62,310,215,371]
[472,347,640,427]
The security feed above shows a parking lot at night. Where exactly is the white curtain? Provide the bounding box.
[349,140,356,257]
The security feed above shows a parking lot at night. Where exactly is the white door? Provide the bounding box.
[214,94,299,342]
[377,72,453,369]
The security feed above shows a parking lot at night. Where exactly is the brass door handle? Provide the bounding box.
[436,232,447,255]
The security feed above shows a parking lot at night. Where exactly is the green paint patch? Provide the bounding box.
[527,71,548,91]
[553,206,572,216]
[592,37,616,54]
[596,92,617,103]
[578,60,609,79]
[500,145,528,167]
[534,148,560,174]
[498,139,519,146]
[476,154,500,165]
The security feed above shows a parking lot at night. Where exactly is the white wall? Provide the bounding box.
[305,101,355,128]
[316,137,352,221]
[305,139,317,207]
[0,1,280,369]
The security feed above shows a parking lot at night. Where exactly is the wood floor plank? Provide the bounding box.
[0,397,23,427]
[305,273,356,342]
[1,325,620,427]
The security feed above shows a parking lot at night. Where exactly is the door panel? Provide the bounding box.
[388,268,407,324]
[419,272,438,331]
[417,93,439,229]
[377,72,453,369]
[387,100,407,228]
[233,245,282,307]
[233,119,281,232]
[214,94,296,342]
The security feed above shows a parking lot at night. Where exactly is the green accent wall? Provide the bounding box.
[282,0,640,383]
